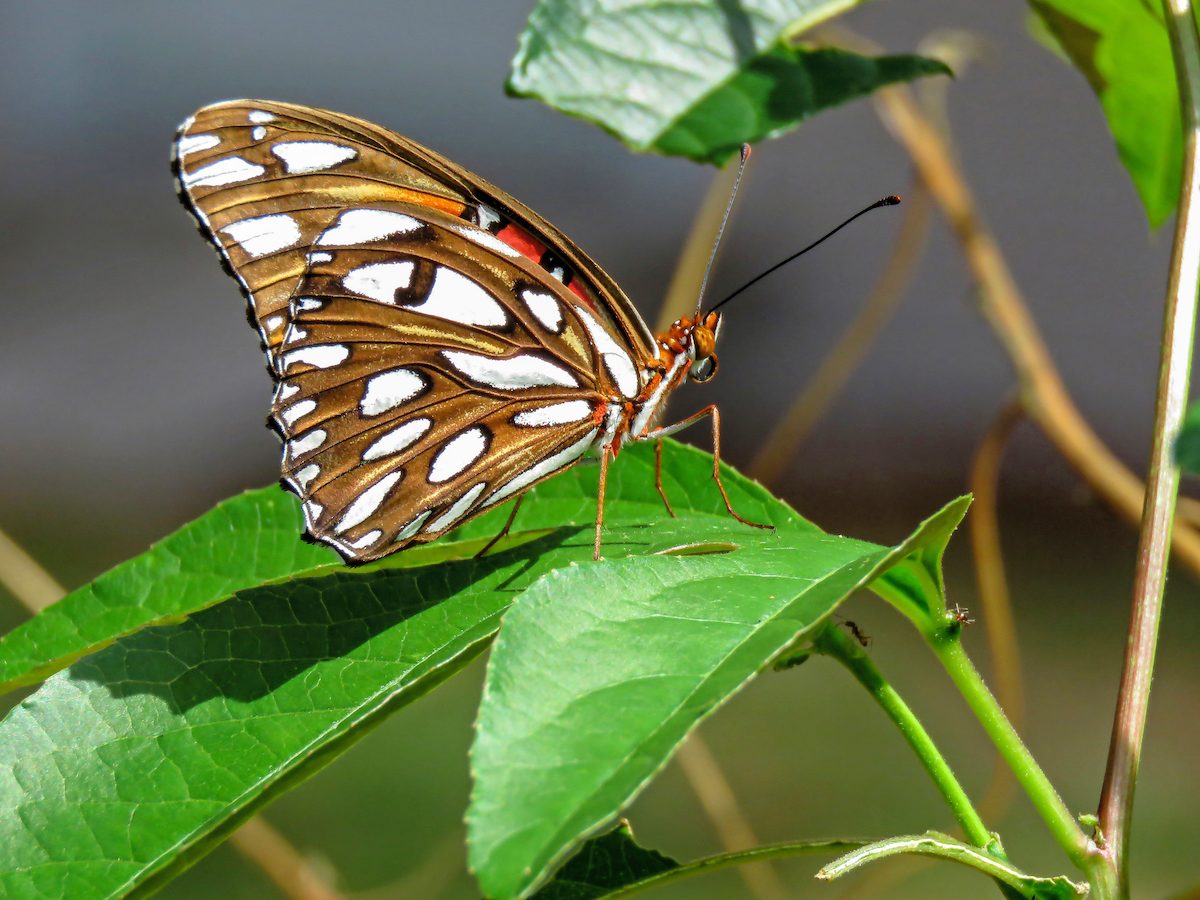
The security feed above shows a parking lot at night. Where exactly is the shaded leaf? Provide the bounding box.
[818,831,1087,898]
[531,822,678,899]
[508,0,950,163]
[467,498,967,898]
[1029,0,1180,227]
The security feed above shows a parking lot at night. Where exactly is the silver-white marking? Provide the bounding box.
[343,261,414,304]
[282,344,350,370]
[294,463,320,490]
[295,297,324,311]
[425,482,487,533]
[277,381,300,400]
[272,141,357,174]
[360,368,425,416]
[407,268,508,326]
[303,500,324,525]
[521,289,562,332]
[251,125,267,141]
[289,325,309,340]
[630,352,687,438]
[177,133,220,156]
[280,398,316,427]
[265,314,285,332]
[483,429,598,507]
[450,223,520,258]
[362,417,432,461]
[220,213,301,257]
[428,427,488,483]
[350,529,383,550]
[308,251,333,264]
[440,350,578,389]
[290,429,327,457]
[394,511,431,542]
[575,307,639,398]
[335,470,402,533]
[514,400,593,427]
[183,156,265,188]
[249,110,277,124]
[476,204,501,230]
[318,209,420,246]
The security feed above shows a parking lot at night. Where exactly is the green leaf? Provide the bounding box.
[1028,0,1180,227]
[467,497,967,898]
[0,442,798,899]
[1176,399,1200,474]
[508,0,951,163]
[531,822,678,899]
[818,832,1087,899]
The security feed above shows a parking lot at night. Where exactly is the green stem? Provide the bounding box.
[1096,2,1200,895]
[814,624,994,851]
[600,839,866,898]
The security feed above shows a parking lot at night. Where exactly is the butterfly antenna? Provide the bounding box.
[706,194,902,315]
[693,144,752,316]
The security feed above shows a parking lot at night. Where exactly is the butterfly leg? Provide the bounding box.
[594,444,612,561]
[474,495,525,558]
[654,438,676,518]
[642,405,773,531]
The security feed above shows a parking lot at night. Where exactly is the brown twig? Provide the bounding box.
[1098,1,1200,891]
[749,182,933,483]
[676,734,791,900]
[968,398,1026,822]
[230,817,343,900]
[0,526,66,612]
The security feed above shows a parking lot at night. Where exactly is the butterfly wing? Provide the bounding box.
[174,100,653,561]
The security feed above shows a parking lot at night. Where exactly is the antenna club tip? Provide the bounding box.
[882,194,902,206]
[740,143,752,162]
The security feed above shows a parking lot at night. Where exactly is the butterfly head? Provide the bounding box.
[664,311,722,384]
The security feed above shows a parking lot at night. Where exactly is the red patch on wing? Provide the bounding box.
[496,224,546,263]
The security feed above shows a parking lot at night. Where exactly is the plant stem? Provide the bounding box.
[814,624,994,851]
[1097,1,1200,891]
[601,839,866,898]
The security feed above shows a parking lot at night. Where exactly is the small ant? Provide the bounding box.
[837,617,872,647]
[950,604,975,627]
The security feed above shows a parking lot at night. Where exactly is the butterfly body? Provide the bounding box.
[174,100,753,563]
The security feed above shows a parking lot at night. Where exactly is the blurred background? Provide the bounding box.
[1,1,1197,897]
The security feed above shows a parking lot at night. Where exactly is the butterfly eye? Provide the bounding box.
[689,354,718,383]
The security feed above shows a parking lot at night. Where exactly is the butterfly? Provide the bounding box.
[173,99,769,564]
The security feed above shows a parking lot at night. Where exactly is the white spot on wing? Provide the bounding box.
[304,500,324,525]
[350,529,384,549]
[280,398,316,427]
[220,213,301,257]
[282,344,350,370]
[476,204,501,230]
[514,400,593,427]
[428,427,488,483]
[277,381,300,400]
[177,133,220,156]
[343,261,414,304]
[308,251,333,264]
[394,511,431,542]
[272,141,357,174]
[425,482,487,533]
[295,297,324,311]
[251,125,267,140]
[450,223,520,258]
[249,110,276,123]
[290,429,327,457]
[362,417,432,461]
[521,289,562,332]
[294,463,320,490]
[318,209,421,246]
[335,470,402,533]
[265,314,285,332]
[483,429,598,507]
[183,156,265,188]
[575,306,640,398]
[408,268,508,326]
[440,350,578,389]
[360,368,426,416]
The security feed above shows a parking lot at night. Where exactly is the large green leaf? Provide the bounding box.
[1029,0,1180,227]
[0,441,799,695]
[467,498,969,898]
[0,442,797,899]
[508,0,951,163]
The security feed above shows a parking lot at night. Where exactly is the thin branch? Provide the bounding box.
[968,398,1026,823]
[676,734,791,900]
[749,182,933,484]
[1098,0,1200,891]
[0,526,66,612]
[230,817,343,900]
